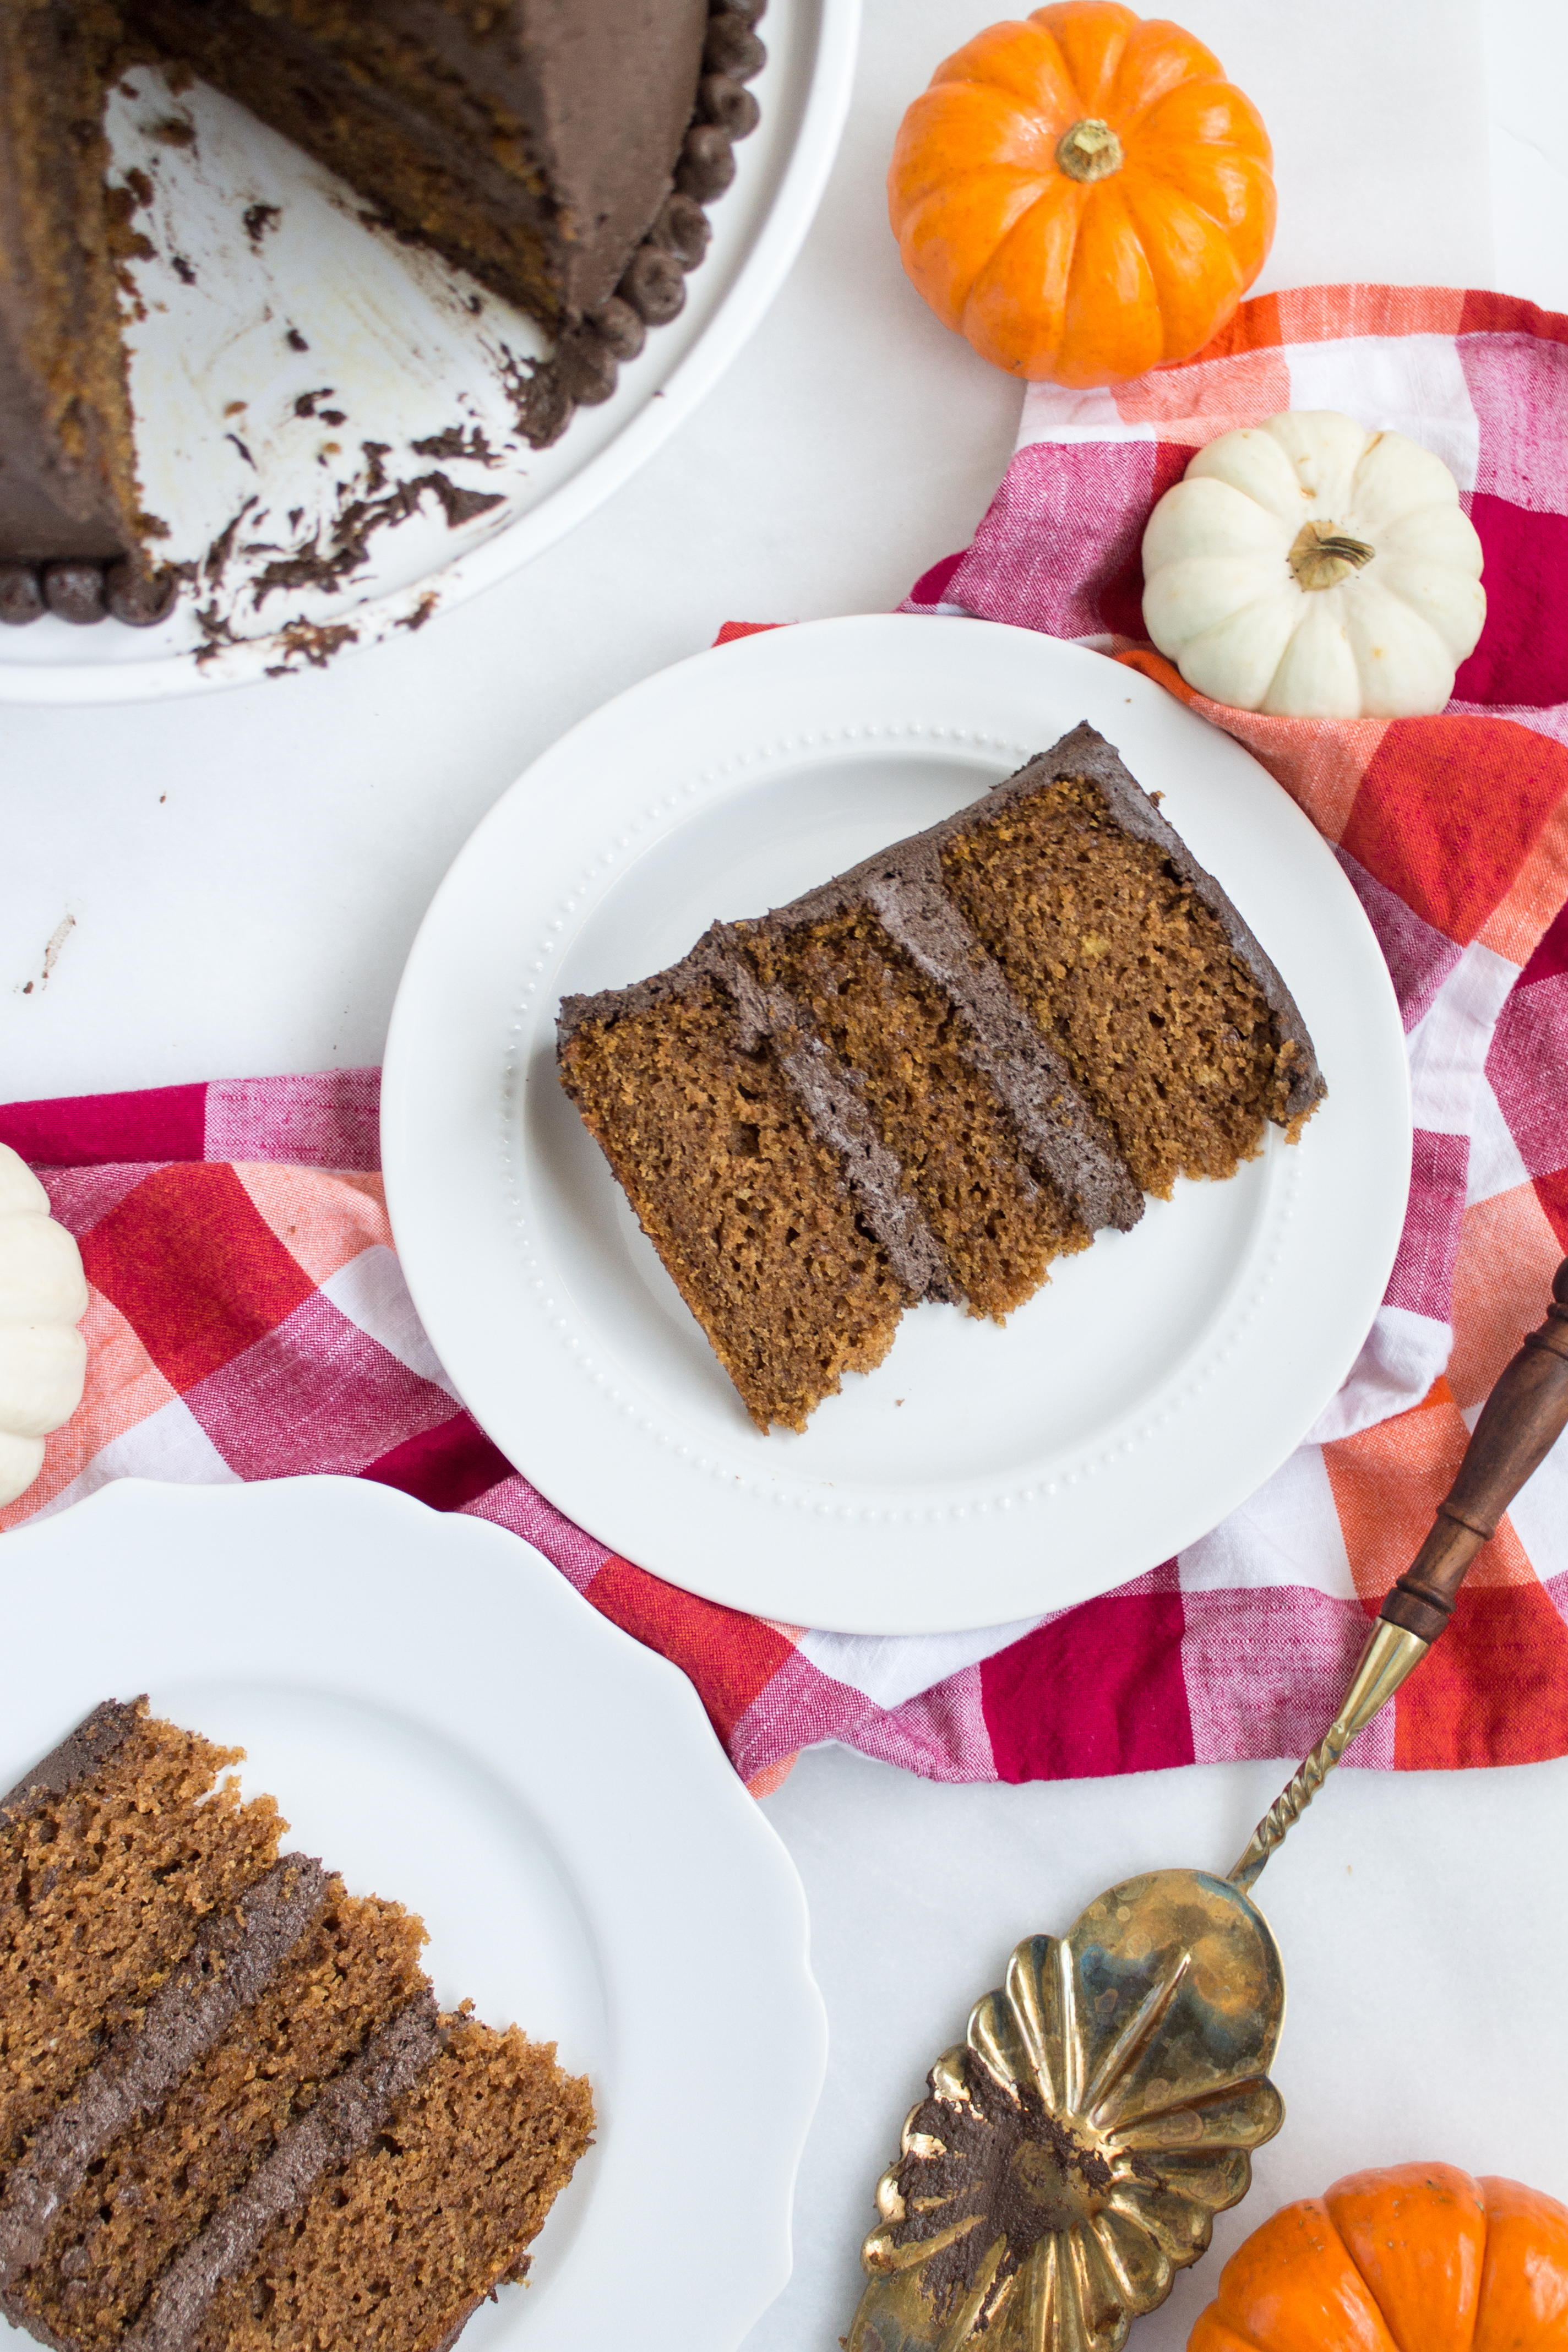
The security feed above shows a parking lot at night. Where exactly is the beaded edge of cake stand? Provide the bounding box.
[496,720,1305,1524]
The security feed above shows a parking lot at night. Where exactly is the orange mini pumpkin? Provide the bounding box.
[1189,2164,1568,2352]
[888,1,1275,388]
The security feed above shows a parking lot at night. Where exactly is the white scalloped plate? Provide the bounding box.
[0,1475,826,2352]
[382,616,1412,1636]
[0,0,857,703]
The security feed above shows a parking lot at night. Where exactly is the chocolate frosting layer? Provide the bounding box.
[717,934,957,1302]
[0,1855,330,2289]
[0,1697,145,1826]
[123,1992,443,2352]
[860,875,1142,1233]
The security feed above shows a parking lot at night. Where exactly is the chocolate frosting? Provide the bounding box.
[367,0,710,317]
[510,0,712,319]
[884,2050,1122,2321]
[0,1854,330,2289]
[859,875,1142,1233]
[0,1697,145,1826]
[122,1992,443,2352]
[716,934,957,1302]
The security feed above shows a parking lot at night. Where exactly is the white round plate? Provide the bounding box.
[0,1,858,704]
[0,1476,826,2352]
[382,615,1412,1636]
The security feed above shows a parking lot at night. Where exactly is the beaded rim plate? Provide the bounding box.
[382,615,1412,1636]
[0,0,858,704]
[0,1474,826,2351]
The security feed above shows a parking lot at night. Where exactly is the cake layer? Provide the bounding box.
[559,962,918,1431]
[1,1704,282,2191]
[0,1,145,563]
[183,2017,595,2352]
[743,905,1092,1321]
[940,729,1324,1196]
[12,1887,428,2351]
[121,1994,444,2352]
[0,1854,330,2300]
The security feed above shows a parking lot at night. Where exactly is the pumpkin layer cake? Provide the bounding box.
[0,0,765,624]
[0,1698,593,2352]
[558,722,1325,1432]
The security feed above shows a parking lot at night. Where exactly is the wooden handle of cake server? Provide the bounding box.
[1380,1258,1568,1643]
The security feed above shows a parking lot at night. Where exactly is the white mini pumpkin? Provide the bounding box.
[0,1144,88,1508]
[1141,410,1486,718]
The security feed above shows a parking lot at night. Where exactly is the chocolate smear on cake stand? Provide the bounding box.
[1,1,768,668]
[847,1257,1568,2352]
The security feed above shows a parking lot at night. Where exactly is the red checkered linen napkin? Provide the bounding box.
[5,285,1567,1794]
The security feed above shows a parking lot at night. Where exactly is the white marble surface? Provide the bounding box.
[753,1743,1568,2349]
[6,7,1568,2351]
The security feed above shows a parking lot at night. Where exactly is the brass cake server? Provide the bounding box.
[847,1257,1568,2352]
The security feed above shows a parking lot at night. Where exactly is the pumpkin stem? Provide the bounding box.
[1288,519,1376,592]
[1055,118,1124,184]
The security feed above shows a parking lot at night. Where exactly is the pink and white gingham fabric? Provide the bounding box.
[3,286,1567,1792]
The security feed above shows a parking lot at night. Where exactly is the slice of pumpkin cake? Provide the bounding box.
[0,1700,593,2352]
[558,722,1324,1433]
